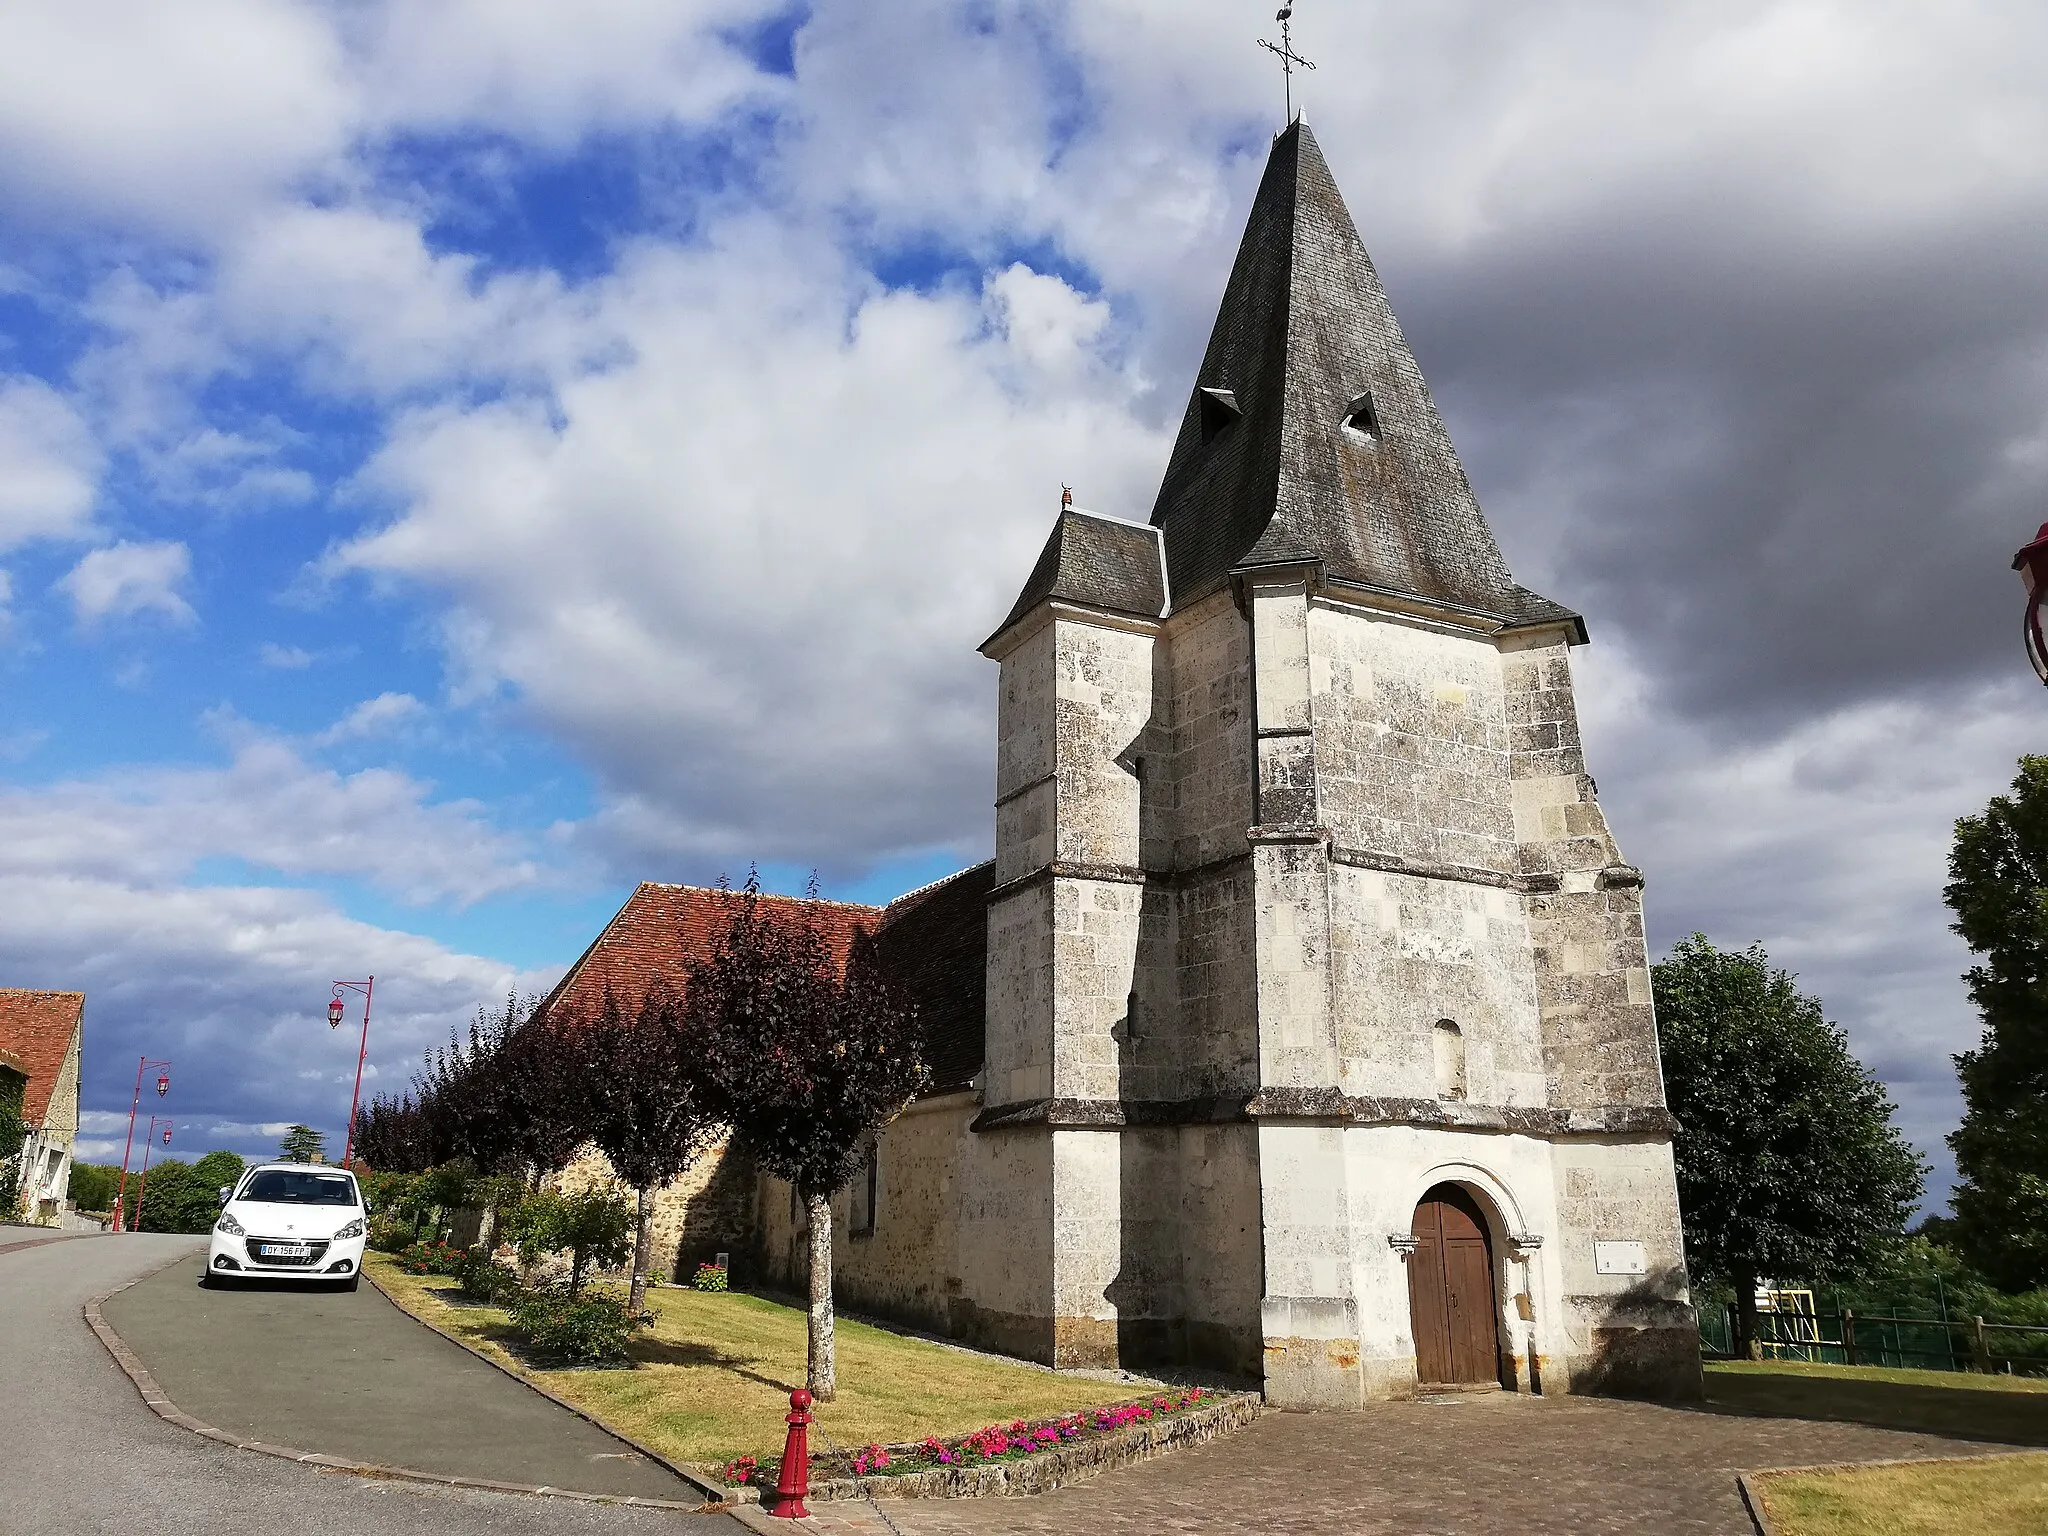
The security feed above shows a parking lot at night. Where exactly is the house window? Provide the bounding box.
[1198,387,1241,444]
[1433,1020,1467,1101]
[849,1149,878,1238]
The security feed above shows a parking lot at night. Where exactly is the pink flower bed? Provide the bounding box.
[737,1387,1213,1487]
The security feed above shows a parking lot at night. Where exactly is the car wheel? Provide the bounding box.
[341,1275,360,1292]
[197,1272,215,1288]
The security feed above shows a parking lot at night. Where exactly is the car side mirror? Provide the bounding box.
[218,1186,233,1205]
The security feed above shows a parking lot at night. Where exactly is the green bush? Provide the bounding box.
[454,1247,521,1303]
[503,1184,635,1296]
[367,1214,412,1253]
[691,1262,729,1292]
[509,1285,636,1365]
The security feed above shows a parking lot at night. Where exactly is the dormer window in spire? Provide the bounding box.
[1198,387,1241,445]
[1342,390,1380,444]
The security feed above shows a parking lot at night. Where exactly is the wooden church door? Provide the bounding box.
[1407,1184,1501,1387]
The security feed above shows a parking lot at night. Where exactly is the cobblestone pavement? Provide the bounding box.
[744,1391,2002,1536]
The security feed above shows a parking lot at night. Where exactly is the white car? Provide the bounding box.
[206,1162,368,1290]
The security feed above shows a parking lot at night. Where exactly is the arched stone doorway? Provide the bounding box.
[1407,1182,1503,1388]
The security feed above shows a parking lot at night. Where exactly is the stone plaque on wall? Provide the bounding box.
[1594,1240,1647,1276]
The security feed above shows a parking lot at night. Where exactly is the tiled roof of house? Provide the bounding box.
[0,990,83,1126]
[1146,120,1584,639]
[872,860,994,1093]
[542,885,881,1024]
[545,865,996,1096]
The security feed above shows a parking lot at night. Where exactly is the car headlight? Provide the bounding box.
[216,1212,245,1236]
[333,1217,365,1241]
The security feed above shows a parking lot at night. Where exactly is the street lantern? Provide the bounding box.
[328,995,346,1028]
[2014,521,2048,684]
[156,1072,169,1097]
[161,1124,172,1144]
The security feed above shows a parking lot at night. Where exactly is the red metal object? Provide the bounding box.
[112,1055,170,1232]
[329,978,374,1166]
[769,1389,813,1518]
[2014,522,2048,685]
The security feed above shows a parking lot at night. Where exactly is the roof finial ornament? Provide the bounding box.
[1258,5,1316,126]
[1061,484,1074,510]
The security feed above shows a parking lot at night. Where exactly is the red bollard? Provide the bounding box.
[769,1388,812,1518]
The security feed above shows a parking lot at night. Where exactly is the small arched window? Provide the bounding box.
[1432,1020,1467,1101]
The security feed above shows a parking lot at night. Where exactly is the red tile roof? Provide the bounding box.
[542,885,881,1024]
[0,990,83,1126]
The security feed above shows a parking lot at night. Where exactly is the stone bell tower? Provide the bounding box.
[976,120,1702,1405]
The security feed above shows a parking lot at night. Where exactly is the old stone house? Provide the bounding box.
[1,989,84,1224]
[564,120,1700,1406]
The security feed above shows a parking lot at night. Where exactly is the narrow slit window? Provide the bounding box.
[1198,387,1241,444]
[1342,391,1380,442]
[1433,1019,1467,1101]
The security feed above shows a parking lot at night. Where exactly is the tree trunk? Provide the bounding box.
[571,1245,587,1297]
[1734,1267,1763,1361]
[805,1190,836,1402]
[628,1184,654,1316]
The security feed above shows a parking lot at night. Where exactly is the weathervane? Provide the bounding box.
[1258,5,1317,124]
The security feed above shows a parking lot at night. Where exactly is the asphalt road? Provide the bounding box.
[0,1234,717,1536]
[105,1252,694,1498]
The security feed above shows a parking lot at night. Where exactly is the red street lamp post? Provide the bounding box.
[132,1117,173,1231]
[111,1056,172,1232]
[2014,522,2048,684]
[329,978,374,1167]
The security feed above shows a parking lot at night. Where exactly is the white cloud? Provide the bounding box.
[58,540,196,626]
[0,377,100,550]
[315,691,425,745]
[258,642,315,669]
[338,236,1164,870]
[0,731,540,907]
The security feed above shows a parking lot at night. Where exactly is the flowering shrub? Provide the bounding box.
[367,1215,413,1254]
[509,1284,636,1365]
[850,1443,891,1476]
[720,1454,758,1487]
[691,1262,729,1292]
[453,1246,520,1303]
[398,1239,466,1277]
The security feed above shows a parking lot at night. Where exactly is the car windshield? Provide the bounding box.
[240,1169,358,1206]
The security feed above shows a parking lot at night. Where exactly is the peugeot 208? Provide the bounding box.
[206,1163,367,1289]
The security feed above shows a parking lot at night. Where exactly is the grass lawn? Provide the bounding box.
[366,1254,1161,1467]
[1705,1360,2048,1445]
[1753,1453,2048,1536]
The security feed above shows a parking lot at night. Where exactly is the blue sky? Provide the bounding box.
[2,1,2044,1211]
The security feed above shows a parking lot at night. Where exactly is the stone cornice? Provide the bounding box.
[970,1092,1678,1139]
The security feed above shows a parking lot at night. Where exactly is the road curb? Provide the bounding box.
[1,1230,111,1257]
[1736,1447,2048,1536]
[84,1253,722,1516]
[361,1259,743,1508]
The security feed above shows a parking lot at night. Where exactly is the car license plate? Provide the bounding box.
[260,1243,313,1258]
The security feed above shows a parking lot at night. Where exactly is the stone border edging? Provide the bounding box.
[83,1252,718,1516]
[1736,1447,2048,1536]
[360,1259,744,1507]
[1,1230,110,1257]
[790,1390,1264,1503]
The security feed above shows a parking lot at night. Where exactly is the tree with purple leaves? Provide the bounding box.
[571,983,721,1314]
[687,873,926,1401]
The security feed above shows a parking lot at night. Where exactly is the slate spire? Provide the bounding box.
[1148,120,1580,635]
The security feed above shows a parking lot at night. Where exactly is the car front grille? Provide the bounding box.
[244,1237,332,1268]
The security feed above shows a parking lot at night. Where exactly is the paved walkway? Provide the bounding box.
[103,1251,698,1501]
[758,1390,2002,1536]
[1,1234,707,1536]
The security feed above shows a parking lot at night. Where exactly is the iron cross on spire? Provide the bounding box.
[1258,5,1317,125]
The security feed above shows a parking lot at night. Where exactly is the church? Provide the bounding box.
[548,120,1702,1407]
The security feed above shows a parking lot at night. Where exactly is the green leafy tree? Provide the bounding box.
[0,1073,25,1204]
[67,1160,121,1215]
[1654,935,1924,1356]
[132,1151,247,1233]
[278,1124,327,1163]
[1944,755,2048,1292]
[505,1185,635,1296]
